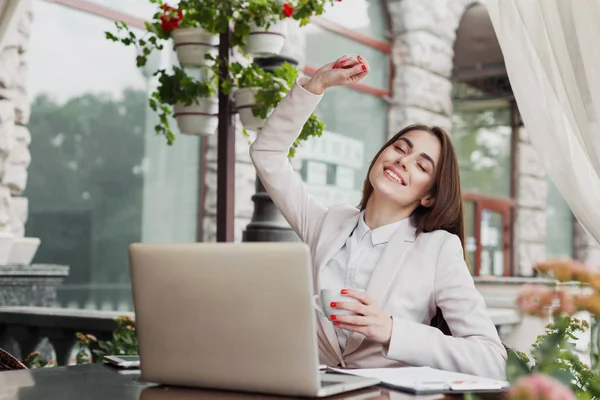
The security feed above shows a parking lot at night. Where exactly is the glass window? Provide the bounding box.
[296,86,388,206]
[317,0,388,40]
[26,1,201,311]
[546,178,574,258]
[452,101,512,198]
[304,25,389,91]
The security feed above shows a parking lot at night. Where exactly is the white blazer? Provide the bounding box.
[249,77,507,380]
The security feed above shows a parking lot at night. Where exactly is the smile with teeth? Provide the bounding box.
[384,168,405,185]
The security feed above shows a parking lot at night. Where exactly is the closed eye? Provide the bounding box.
[395,145,406,154]
[418,163,426,172]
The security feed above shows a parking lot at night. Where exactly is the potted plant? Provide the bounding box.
[231,0,338,57]
[105,1,226,69]
[226,60,324,157]
[150,66,219,143]
[105,0,338,146]
[229,61,266,131]
[231,2,288,57]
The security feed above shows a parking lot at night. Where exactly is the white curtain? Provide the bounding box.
[484,0,600,247]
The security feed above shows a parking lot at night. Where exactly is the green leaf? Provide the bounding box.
[506,349,531,383]
[549,369,575,387]
[105,32,118,41]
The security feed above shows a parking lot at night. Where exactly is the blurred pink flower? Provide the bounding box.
[509,374,575,400]
[516,285,555,317]
[554,290,576,316]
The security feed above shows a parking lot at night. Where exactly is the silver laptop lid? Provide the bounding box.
[129,242,322,396]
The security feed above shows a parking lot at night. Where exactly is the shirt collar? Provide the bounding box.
[354,211,412,246]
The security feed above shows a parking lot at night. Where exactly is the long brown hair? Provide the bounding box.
[358,124,465,248]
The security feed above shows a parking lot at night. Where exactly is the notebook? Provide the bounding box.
[328,367,510,395]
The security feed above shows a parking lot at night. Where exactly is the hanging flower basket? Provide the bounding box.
[242,21,287,58]
[234,87,266,131]
[105,0,337,145]
[173,97,219,136]
[172,27,219,68]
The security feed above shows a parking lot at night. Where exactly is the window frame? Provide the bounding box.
[460,100,520,276]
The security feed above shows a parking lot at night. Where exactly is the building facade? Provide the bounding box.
[0,0,598,311]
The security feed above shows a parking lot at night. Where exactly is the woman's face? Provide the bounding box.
[368,129,442,209]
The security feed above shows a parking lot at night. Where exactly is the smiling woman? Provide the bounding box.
[360,124,464,241]
[250,56,507,379]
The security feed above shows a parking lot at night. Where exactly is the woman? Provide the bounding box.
[250,55,507,380]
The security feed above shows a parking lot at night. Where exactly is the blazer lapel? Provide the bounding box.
[343,221,417,356]
[314,213,360,365]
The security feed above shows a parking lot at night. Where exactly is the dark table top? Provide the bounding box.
[0,363,492,400]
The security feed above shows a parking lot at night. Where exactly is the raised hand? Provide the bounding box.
[302,55,370,95]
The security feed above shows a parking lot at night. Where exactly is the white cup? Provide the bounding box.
[313,289,362,318]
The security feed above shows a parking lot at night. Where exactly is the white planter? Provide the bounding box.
[7,237,40,266]
[243,21,287,57]
[0,232,14,266]
[234,87,267,131]
[172,27,219,68]
[173,97,219,136]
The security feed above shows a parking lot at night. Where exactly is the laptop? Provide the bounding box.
[128,242,380,397]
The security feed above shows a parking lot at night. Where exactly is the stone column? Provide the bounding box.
[386,0,476,137]
[0,1,32,237]
[516,126,547,276]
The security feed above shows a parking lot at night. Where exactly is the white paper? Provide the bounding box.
[330,367,508,392]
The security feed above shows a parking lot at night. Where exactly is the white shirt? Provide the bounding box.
[319,211,410,350]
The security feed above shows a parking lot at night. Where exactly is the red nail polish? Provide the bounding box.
[333,321,340,326]
[340,60,346,66]
[361,65,367,71]
[333,64,338,69]
[358,55,363,62]
[330,302,337,308]
[330,315,337,320]
[341,289,348,295]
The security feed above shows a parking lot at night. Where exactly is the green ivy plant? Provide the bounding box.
[222,60,324,157]
[105,0,337,147]
[149,67,217,144]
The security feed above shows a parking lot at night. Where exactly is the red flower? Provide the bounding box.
[283,3,294,17]
[159,4,183,32]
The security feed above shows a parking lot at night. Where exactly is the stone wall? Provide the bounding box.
[516,126,547,276]
[386,0,476,137]
[0,0,32,238]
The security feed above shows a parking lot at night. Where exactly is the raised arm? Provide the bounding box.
[384,234,507,379]
[249,55,369,243]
